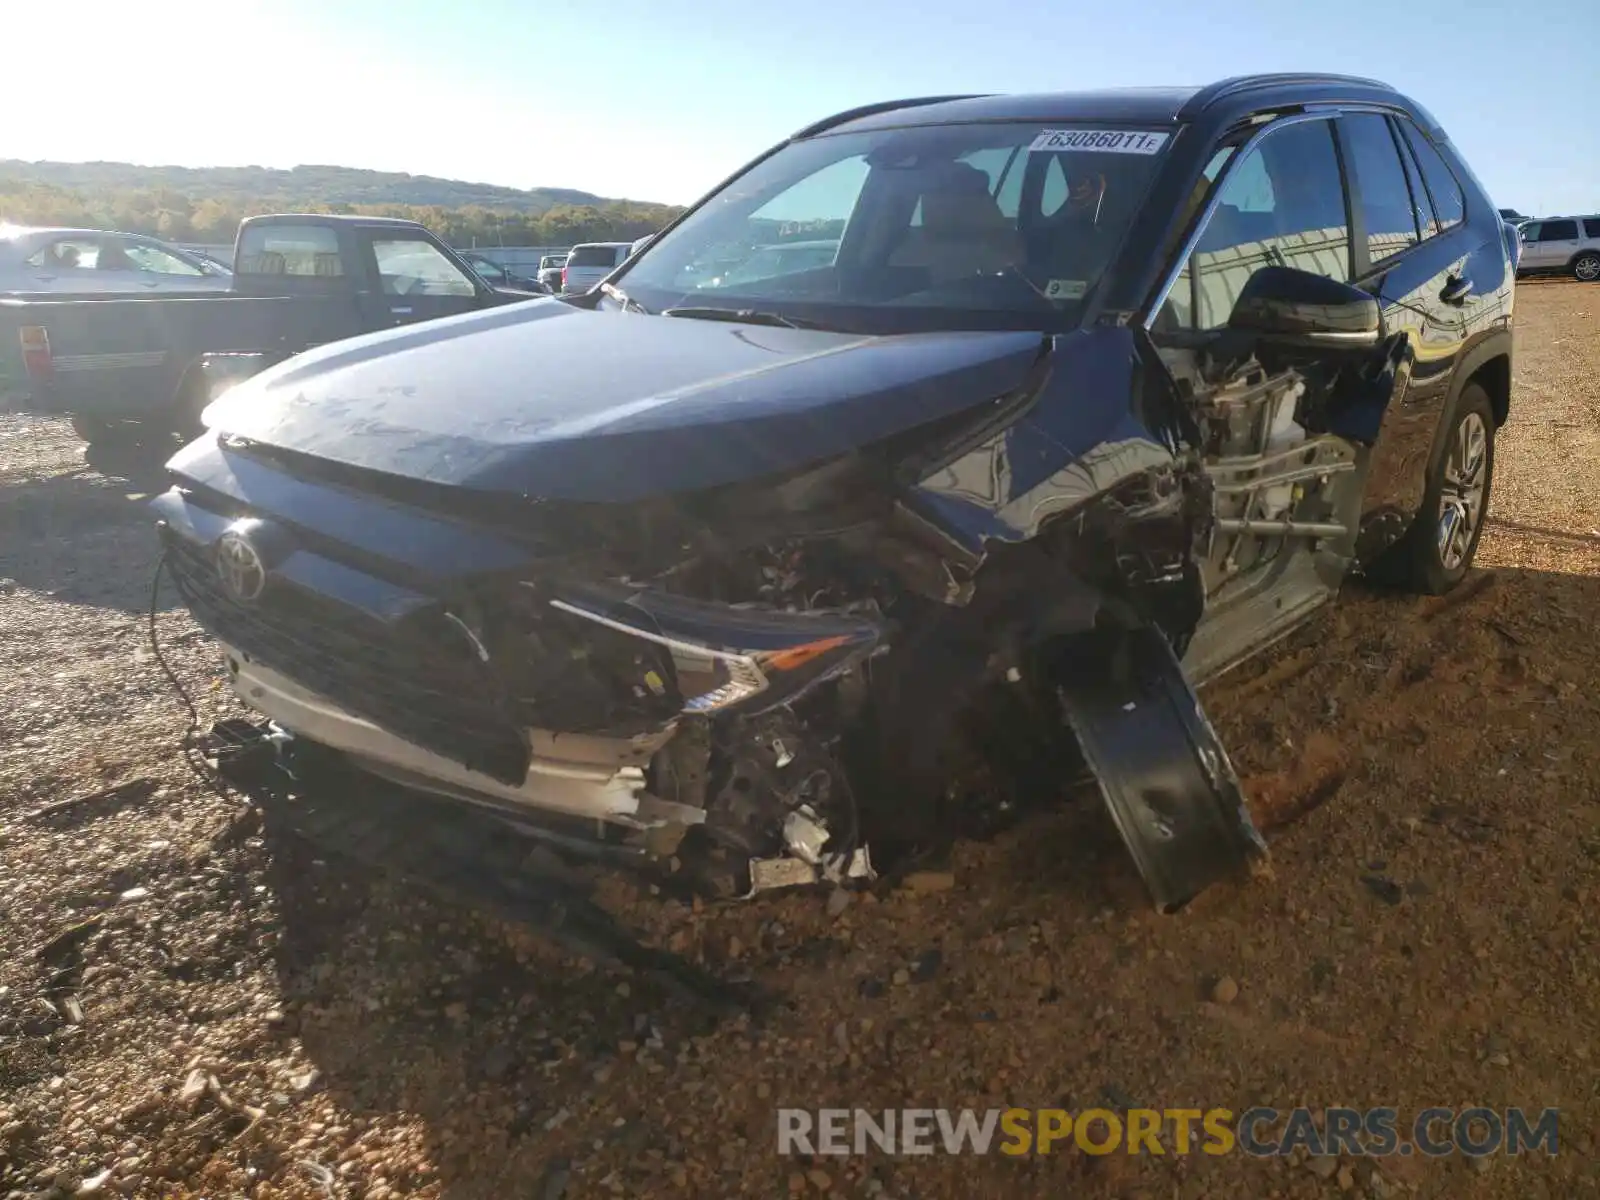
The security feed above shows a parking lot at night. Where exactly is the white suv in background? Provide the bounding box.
[560,242,635,293]
[1516,216,1600,282]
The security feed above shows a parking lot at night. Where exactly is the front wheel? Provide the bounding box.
[1574,252,1600,283]
[1381,381,1496,595]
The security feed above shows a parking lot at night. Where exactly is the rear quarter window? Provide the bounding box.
[1395,121,1465,235]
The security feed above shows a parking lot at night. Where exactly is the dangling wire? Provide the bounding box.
[148,551,235,802]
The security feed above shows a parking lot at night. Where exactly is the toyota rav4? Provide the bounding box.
[154,74,1516,912]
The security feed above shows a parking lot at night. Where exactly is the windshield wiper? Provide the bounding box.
[600,282,650,314]
[661,306,826,330]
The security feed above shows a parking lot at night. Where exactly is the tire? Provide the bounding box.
[1574,252,1600,283]
[1380,381,1496,595]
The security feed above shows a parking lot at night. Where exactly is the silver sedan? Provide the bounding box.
[0,226,234,294]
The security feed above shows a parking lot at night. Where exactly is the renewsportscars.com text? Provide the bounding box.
[777,1106,1559,1158]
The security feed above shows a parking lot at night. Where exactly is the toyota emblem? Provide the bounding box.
[215,529,267,602]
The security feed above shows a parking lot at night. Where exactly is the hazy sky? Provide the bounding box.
[10,0,1595,214]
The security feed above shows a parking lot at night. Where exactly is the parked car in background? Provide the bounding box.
[1514,215,1600,281]
[697,238,840,288]
[461,251,549,293]
[151,74,1514,917]
[560,242,633,292]
[0,226,235,294]
[537,253,567,293]
[2,214,536,443]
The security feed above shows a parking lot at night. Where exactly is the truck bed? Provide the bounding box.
[0,291,366,424]
[1,212,531,438]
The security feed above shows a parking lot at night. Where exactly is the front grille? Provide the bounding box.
[164,534,531,784]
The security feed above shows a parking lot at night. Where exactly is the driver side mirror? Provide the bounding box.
[1227,265,1381,349]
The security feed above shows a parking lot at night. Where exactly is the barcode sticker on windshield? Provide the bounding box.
[1029,129,1169,155]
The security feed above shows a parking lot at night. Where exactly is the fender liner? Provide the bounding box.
[1053,624,1266,912]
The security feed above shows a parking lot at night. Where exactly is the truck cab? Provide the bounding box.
[230,214,520,323]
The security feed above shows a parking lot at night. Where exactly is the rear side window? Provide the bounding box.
[1537,219,1579,242]
[1341,113,1419,267]
[568,245,621,268]
[1396,121,1465,235]
[1392,128,1436,243]
[1584,219,1600,238]
[124,241,205,277]
[25,237,101,270]
[237,225,344,277]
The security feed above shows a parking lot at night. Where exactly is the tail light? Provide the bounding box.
[19,326,52,380]
[560,266,569,289]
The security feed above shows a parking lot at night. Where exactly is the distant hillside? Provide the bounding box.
[0,160,648,214]
[0,160,683,248]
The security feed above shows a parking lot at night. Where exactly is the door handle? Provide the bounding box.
[390,306,413,315]
[1440,275,1474,305]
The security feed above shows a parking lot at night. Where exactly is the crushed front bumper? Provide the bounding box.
[216,641,689,826]
[156,484,886,843]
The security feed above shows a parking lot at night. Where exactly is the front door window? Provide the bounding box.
[371,239,478,297]
[1160,118,1352,330]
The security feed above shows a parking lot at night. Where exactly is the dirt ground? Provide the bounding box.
[2,281,1598,1200]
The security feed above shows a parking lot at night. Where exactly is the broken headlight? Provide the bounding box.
[548,581,886,717]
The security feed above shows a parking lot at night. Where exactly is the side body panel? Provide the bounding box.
[1342,118,1514,564]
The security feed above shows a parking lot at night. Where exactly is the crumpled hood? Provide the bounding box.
[201,299,1047,502]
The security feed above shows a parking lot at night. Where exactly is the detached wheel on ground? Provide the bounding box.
[1378,381,1496,595]
[1574,251,1600,283]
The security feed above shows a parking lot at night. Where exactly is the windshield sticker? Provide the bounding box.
[1029,129,1169,155]
[1044,279,1088,300]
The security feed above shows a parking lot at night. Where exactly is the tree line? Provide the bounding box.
[0,182,685,248]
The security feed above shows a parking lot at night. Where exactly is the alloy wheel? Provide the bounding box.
[1436,410,1489,571]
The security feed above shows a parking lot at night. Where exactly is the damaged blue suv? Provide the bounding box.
[155,74,1517,912]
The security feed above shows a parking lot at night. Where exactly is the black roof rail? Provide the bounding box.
[790,94,991,139]
[1180,72,1395,118]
